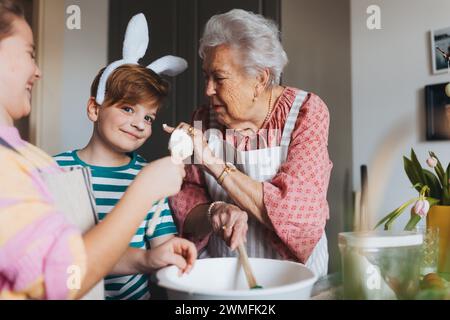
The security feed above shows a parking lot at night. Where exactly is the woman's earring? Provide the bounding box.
[253,92,258,103]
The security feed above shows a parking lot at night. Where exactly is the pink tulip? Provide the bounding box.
[426,157,437,168]
[413,199,430,218]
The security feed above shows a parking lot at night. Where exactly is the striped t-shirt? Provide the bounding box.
[54,150,177,300]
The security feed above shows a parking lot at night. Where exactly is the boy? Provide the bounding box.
[55,64,179,300]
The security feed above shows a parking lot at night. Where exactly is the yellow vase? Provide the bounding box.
[427,206,450,275]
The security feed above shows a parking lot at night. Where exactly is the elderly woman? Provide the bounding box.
[167,9,332,277]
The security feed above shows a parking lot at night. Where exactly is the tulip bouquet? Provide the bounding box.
[375,149,450,231]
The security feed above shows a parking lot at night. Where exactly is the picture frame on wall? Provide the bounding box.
[425,82,450,140]
[431,27,450,74]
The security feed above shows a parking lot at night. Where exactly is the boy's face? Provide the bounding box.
[94,101,158,153]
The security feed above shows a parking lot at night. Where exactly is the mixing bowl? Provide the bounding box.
[156,257,317,300]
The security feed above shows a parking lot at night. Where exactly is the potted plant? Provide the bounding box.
[375,149,450,275]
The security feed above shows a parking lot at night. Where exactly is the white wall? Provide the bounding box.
[60,0,108,152]
[32,0,64,152]
[351,0,450,229]
[34,0,108,154]
[282,0,352,272]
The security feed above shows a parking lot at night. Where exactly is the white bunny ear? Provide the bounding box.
[123,13,149,62]
[147,55,188,76]
[96,60,125,104]
[95,14,187,104]
[96,13,150,104]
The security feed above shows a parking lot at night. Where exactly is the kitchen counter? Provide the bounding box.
[310,272,450,300]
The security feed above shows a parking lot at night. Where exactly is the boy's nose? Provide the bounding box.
[132,120,145,131]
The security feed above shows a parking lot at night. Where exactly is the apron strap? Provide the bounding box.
[280,90,308,147]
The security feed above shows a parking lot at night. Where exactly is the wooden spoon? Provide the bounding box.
[146,198,166,236]
[147,128,194,237]
[237,243,263,289]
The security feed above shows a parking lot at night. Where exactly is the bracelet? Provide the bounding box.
[217,162,237,185]
[207,201,226,223]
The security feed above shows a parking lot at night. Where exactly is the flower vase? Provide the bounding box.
[427,205,450,277]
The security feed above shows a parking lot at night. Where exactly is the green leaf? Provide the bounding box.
[443,187,450,206]
[410,149,426,185]
[384,208,407,230]
[404,157,423,192]
[442,163,450,206]
[427,197,441,206]
[377,198,418,230]
[443,163,450,205]
[446,162,450,181]
[404,213,421,231]
[444,171,450,205]
[423,169,442,199]
[429,151,445,187]
[404,198,440,230]
[374,208,399,230]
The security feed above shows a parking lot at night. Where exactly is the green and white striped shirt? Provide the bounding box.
[54,150,177,300]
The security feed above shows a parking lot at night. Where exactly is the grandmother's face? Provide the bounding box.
[202,45,259,128]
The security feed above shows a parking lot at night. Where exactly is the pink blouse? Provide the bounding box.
[0,126,86,299]
[170,87,333,263]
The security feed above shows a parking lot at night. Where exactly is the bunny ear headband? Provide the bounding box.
[96,13,188,105]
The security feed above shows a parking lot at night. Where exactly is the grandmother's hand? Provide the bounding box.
[209,202,248,251]
[163,122,217,167]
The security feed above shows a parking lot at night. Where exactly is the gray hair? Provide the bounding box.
[199,9,288,86]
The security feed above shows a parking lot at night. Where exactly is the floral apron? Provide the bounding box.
[202,90,328,278]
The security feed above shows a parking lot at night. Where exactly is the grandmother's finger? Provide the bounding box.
[223,211,241,238]
[162,123,176,134]
[163,122,192,134]
[210,214,224,233]
[230,221,247,250]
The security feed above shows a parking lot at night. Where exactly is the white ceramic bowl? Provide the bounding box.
[156,258,317,300]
